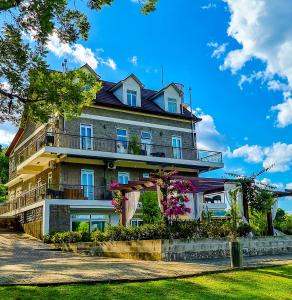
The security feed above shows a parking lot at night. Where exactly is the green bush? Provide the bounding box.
[43,231,82,244]
[277,214,292,235]
[45,220,237,244]
[91,230,109,242]
[91,221,233,242]
[140,191,162,224]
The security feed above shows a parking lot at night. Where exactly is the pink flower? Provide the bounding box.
[110,182,120,188]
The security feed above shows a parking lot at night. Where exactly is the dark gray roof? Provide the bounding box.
[95,80,200,121]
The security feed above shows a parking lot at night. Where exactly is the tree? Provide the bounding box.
[0,0,158,124]
[140,191,162,224]
[0,145,9,202]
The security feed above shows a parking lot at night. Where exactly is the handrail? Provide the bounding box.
[10,131,223,174]
[0,184,112,215]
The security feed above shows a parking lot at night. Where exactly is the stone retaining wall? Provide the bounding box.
[52,236,292,261]
[163,237,292,261]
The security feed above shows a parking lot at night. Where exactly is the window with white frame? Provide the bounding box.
[118,172,129,184]
[141,131,152,155]
[80,124,93,150]
[130,218,144,227]
[127,90,137,106]
[116,128,128,153]
[143,173,150,178]
[167,98,177,113]
[172,135,182,159]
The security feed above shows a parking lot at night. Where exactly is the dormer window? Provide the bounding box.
[127,90,137,107]
[167,98,177,113]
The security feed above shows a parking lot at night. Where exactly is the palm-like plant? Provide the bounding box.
[225,164,275,221]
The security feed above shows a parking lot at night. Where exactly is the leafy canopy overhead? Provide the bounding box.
[0,0,158,124]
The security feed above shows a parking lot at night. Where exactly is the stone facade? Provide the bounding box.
[63,106,195,151]
[49,205,70,232]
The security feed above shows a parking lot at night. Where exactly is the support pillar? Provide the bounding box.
[121,192,126,227]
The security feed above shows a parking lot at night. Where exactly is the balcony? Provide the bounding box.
[0,184,111,215]
[12,131,223,175]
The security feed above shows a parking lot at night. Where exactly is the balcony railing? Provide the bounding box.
[0,184,112,215]
[13,131,223,166]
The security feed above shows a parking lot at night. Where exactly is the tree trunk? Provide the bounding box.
[267,210,274,236]
[242,195,249,222]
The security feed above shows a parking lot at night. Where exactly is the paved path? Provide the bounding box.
[0,233,292,285]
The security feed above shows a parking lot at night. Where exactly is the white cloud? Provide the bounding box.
[0,123,17,146]
[207,42,228,59]
[271,98,292,127]
[286,182,292,190]
[194,108,226,151]
[220,0,292,127]
[46,32,117,70]
[232,144,264,163]
[229,142,292,173]
[130,55,138,66]
[101,58,117,70]
[201,3,217,10]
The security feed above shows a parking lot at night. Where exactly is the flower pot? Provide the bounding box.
[229,241,243,268]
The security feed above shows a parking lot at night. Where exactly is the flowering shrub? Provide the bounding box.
[111,190,128,213]
[155,170,196,220]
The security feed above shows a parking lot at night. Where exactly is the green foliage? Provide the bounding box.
[274,208,286,223]
[249,211,268,236]
[128,135,141,155]
[140,191,162,224]
[274,209,292,235]
[0,146,8,202]
[227,187,241,240]
[0,0,157,123]
[91,221,235,242]
[250,189,276,213]
[44,231,82,243]
[278,215,292,235]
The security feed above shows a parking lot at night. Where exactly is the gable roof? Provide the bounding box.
[80,63,101,79]
[108,74,144,92]
[147,83,184,101]
[5,128,24,157]
[95,80,201,121]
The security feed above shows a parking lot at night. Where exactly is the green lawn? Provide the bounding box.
[1,265,292,300]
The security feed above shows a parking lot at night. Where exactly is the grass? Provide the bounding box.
[0,265,292,300]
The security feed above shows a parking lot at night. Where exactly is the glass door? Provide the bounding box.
[141,132,152,155]
[80,124,93,150]
[116,129,128,153]
[172,136,182,159]
[81,169,94,200]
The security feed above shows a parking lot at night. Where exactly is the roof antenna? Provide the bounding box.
[161,65,164,87]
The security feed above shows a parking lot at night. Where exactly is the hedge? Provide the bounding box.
[44,220,239,244]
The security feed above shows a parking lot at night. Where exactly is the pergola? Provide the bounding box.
[111,176,292,235]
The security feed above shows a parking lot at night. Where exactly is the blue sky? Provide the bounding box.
[1,0,291,210]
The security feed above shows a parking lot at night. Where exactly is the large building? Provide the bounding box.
[0,65,224,238]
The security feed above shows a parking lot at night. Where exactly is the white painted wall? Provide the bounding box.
[114,77,141,107]
[164,85,182,113]
[153,85,182,113]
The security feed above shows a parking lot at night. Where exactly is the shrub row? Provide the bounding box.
[44,220,239,244]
